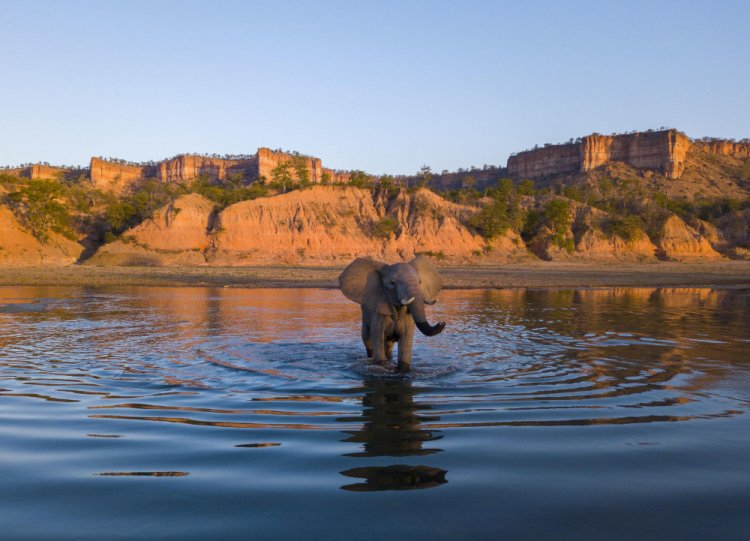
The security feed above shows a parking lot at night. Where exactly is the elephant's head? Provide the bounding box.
[339,255,446,337]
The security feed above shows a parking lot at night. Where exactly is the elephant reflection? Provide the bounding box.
[338,378,447,491]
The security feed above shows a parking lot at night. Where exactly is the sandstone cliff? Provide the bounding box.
[87,148,329,194]
[508,129,691,179]
[257,148,322,183]
[694,140,750,158]
[157,155,257,184]
[90,158,156,194]
[4,164,71,180]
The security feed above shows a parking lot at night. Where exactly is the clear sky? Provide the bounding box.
[1,0,748,174]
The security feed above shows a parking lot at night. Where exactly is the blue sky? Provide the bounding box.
[1,0,748,174]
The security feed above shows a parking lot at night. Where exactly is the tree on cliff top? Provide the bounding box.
[419,165,433,188]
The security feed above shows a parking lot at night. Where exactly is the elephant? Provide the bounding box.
[339,255,446,371]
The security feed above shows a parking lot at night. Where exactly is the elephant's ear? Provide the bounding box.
[410,254,442,303]
[339,258,388,305]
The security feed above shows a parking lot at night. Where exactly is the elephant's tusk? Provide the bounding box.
[401,297,415,305]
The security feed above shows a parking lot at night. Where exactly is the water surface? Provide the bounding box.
[1,286,749,539]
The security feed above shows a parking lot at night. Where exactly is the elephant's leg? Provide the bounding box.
[361,312,373,358]
[397,322,415,372]
[385,339,395,361]
[370,316,388,365]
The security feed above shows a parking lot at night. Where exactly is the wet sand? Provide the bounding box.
[1,261,749,289]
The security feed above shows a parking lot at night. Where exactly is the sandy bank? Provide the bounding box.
[0,261,749,289]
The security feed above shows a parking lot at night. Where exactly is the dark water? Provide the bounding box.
[1,286,749,540]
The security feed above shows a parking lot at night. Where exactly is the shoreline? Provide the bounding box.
[1,261,749,289]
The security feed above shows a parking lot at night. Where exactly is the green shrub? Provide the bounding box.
[543,199,572,250]
[604,215,645,243]
[373,216,398,239]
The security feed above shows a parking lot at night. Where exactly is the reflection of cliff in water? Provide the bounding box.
[338,379,447,491]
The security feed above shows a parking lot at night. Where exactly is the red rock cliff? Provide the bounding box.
[257,148,322,183]
[693,140,750,158]
[90,158,154,194]
[157,155,257,184]
[4,165,71,180]
[508,129,692,179]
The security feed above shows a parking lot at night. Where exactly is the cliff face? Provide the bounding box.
[694,140,750,158]
[90,158,155,194]
[4,165,71,180]
[508,143,582,178]
[87,148,327,193]
[157,155,257,184]
[89,187,526,266]
[508,129,692,179]
[211,187,511,265]
[656,215,722,260]
[88,194,214,266]
[257,148,322,183]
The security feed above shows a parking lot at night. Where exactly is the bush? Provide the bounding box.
[604,215,645,243]
[522,209,543,239]
[349,170,372,189]
[544,199,572,250]
[472,199,513,238]
[373,216,398,239]
[517,179,536,196]
[472,179,524,239]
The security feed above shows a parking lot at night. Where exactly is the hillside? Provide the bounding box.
[1,127,749,267]
[88,187,526,266]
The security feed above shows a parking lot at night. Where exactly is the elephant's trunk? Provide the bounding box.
[407,293,446,337]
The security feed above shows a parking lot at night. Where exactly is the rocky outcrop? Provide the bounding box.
[90,158,155,194]
[508,129,691,179]
[88,187,526,266]
[211,187,506,265]
[157,155,257,184]
[524,203,722,262]
[0,205,84,265]
[257,148,322,183]
[3,165,71,180]
[655,215,722,260]
[88,194,215,266]
[322,168,352,184]
[87,148,328,193]
[573,207,656,261]
[694,140,750,158]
